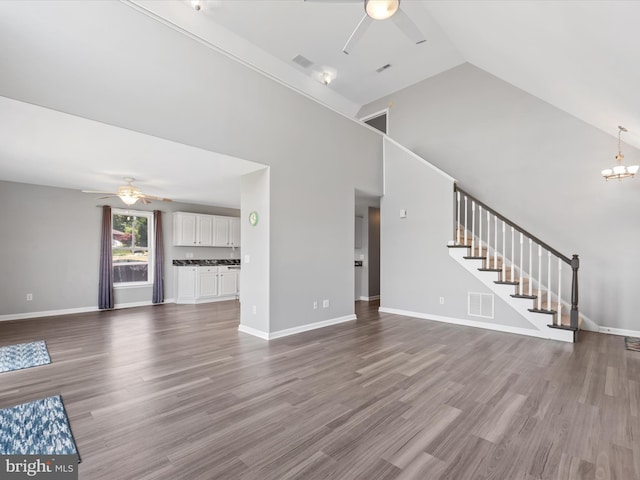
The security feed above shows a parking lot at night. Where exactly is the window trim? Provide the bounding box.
[112,208,154,288]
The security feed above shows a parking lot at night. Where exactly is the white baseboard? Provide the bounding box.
[598,326,640,337]
[359,295,380,301]
[237,324,270,340]
[0,299,177,322]
[175,295,237,305]
[378,307,575,342]
[238,314,357,340]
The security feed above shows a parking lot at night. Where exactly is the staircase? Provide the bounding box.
[447,185,581,343]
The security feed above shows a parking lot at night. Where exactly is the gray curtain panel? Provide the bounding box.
[98,205,114,309]
[152,210,164,304]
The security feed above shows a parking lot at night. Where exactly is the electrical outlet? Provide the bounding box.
[323,299,330,308]
[313,301,318,310]
[26,293,33,301]
[439,297,445,305]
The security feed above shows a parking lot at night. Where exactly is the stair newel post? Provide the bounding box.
[519,233,524,295]
[471,200,476,254]
[537,245,542,310]
[570,254,580,329]
[528,238,533,296]
[510,226,515,281]
[455,189,461,245]
[501,221,506,278]
[557,258,562,326]
[547,251,552,312]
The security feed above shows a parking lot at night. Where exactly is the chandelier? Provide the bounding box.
[601,126,639,181]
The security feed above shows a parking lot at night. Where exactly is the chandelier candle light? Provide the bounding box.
[601,126,639,181]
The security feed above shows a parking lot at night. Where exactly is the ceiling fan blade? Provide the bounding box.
[343,14,373,54]
[96,195,118,200]
[140,197,151,205]
[82,189,117,195]
[139,194,173,202]
[391,9,426,45]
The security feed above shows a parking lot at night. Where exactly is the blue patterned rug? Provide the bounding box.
[0,340,51,373]
[0,396,79,460]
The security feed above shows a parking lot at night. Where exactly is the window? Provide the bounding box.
[112,209,153,286]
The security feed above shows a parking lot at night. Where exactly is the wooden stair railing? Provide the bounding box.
[449,185,580,335]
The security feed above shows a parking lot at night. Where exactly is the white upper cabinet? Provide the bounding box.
[213,216,230,246]
[197,215,214,246]
[173,212,240,247]
[229,217,241,247]
[173,212,197,246]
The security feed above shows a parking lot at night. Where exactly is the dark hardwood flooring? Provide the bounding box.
[0,301,638,479]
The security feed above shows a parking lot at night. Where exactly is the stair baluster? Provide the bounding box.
[538,245,542,310]
[557,258,562,325]
[519,233,524,295]
[471,200,476,254]
[547,251,552,312]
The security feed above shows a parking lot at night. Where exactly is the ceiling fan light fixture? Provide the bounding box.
[365,0,400,20]
[117,185,141,206]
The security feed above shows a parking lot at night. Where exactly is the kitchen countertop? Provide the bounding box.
[173,259,240,266]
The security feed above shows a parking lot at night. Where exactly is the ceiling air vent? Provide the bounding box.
[376,64,392,73]
[292,54,314,69]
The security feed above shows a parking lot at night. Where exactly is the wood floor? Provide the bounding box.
[1,301,638,479]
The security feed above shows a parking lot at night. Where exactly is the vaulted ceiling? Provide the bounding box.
[1,0,639,206]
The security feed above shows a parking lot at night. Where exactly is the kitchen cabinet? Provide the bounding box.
[197,215,214,246]
[229,217,241,247]
[218,267,239,297]
[198,266,218,298]
[173,212,241,247]
[213,216,229,246]
[176,266,198,300]
[175,265,239,304]
[173,213,197,246]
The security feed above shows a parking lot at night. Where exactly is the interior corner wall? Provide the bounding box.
[362,63,640,332]
[381,138,536,331]
[240,168,270,334]
[0,180,239,317]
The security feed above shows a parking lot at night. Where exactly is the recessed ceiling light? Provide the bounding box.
[191,0,203,11]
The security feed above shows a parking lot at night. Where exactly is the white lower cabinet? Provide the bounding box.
[175,266,239,304]
[198,267,218,298]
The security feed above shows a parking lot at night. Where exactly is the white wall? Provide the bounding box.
[240,168,270,334]
[0,180,239,317]
[381,138,536,331]
[361,63,640,331]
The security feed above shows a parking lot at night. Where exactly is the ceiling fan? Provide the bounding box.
[307,0,426,55]
[82,177,172,206]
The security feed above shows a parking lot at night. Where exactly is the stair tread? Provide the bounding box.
[479,268,502,272]
[528,308,557,315]
[511,294,537,299]
[464,256,486,260]
[495,280,519,285]
[447,245,472,249]
[548,323,578,332]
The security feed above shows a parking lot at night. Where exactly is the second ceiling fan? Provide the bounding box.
[309,0,426,55]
